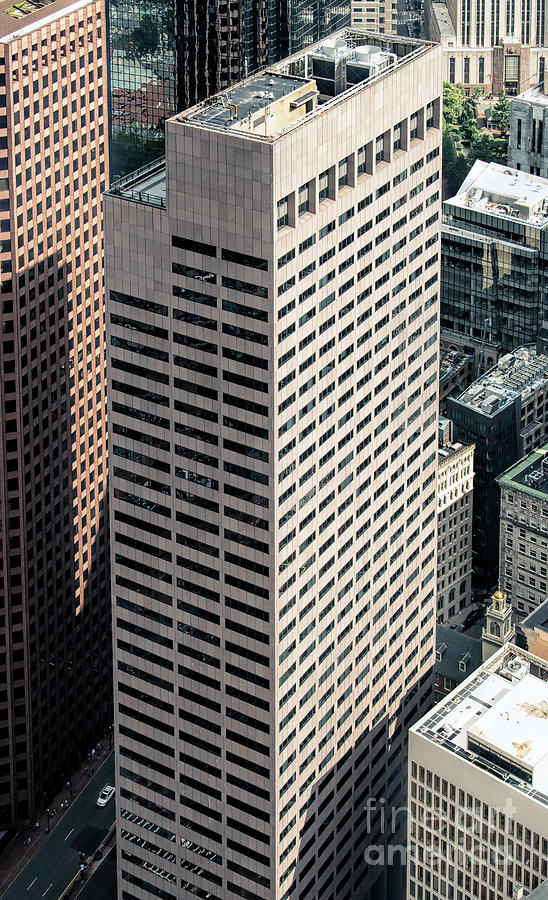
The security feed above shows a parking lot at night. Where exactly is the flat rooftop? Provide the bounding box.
[438,439,473,466]
[440,347,474,385]
[413,644,548,802]
[108,158,166,209]
[498,444,548,501]
[175,29,433,140]
[517,84,548,106]
[446,160,548,227]
[0,0,89,40]
[522,598,548,636]
[429,0,457,37]
[454,346,548,417]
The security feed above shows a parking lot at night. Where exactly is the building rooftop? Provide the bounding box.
[438,439,473,466]
[0,0,89,40]
[527,880,548,899]
[440,347,474,385]
[446,160,548,227]
[108,158,166,209]
[515,84,548,106]
[497,444,548,501]
[522,598,548,637]
[435,624,482,683]
[413,644,548,802]
[454,346,548,417]
[428,0,456,37]
[175,29,433,141]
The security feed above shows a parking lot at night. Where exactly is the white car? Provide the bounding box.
[97,784,115,807]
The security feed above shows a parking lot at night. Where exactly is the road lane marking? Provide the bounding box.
[42,884,52,896]
[64,827,74,841]
[26,877,37,891]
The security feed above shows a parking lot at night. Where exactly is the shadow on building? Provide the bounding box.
[286,667,433,900]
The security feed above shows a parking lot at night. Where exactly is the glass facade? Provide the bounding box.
[108,0,176,179]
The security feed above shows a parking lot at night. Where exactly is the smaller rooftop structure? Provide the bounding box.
[413,644,548,803]
[435,624,482,683]
[175,30,431,141]
[515,84,548,106]
[446,160,548,227]
[497,443,548,501]
[428,0,457,38]
[455,346,548,417]
[440,348,475,387]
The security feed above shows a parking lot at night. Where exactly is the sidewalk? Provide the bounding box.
[0,747,113,898]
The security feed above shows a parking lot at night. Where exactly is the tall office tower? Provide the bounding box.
[441,162,548,366]
[508,85,548,178]
[408,643,548,900]
[437,419,474,624]
[0,0,111,827]
[108,0,351,179]
[106,29,442,900]
[447,344,548,584]
[425,0,548,91]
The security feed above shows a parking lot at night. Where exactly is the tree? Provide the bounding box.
[131,13,160,58]
[468,132,508,165]
[459,97,478,141]
[443,82,465,124]
[490,90,511,135]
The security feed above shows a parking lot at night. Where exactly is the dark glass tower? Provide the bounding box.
[108,0,351,179]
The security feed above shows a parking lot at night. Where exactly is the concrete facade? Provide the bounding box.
[498,445,548,618]
[508,85,548,178]
[424,0,548,93]
[0,0,111,826]
[408,644,548,900]
[105,29,442,900]
[437,432,474,623]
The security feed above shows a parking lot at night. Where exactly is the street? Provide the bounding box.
[1,755,115,900]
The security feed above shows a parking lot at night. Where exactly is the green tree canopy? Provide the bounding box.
[443,82,465,124]
[489,90,511,135]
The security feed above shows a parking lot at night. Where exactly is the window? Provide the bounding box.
[375,133,386,165]
[338,157,349,189]
[393,121,404,152]
[278,195,290,230]
[299,181,312,216]
[463,56,470,84]
[319,167,334,202]
[449,57,455,83]
[478,56,484,84]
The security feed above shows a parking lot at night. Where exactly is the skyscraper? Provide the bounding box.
[108,0,352,179]
[0,0,110,826]
[105,29,442,900]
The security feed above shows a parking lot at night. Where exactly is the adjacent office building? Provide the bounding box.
[350,0,398,37]
[437,418,474,623]
[498,444,548,618]
[0,0,110,826]
[439,347,475,414]
[425,0,548,91]
[521,597,548,661]
[408,643,548,900]
[105,30,442,900]
[441,161,548,363]
[447,343,548,582]
[108,0,352,179]
[508,84,548,178]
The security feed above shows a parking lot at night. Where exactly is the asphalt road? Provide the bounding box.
[2,755,115,900]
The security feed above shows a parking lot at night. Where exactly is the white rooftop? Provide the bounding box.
[455,345,548,416]
[516,84,548,106]
[468,673,548,786]
[447,160,548,226]
[413,645,548,801]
